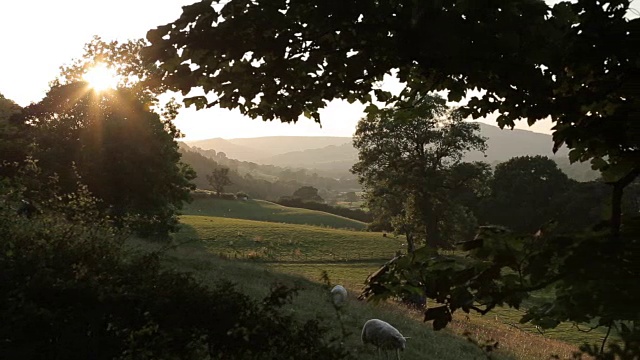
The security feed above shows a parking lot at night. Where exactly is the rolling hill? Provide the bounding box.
[256,143,357,174]
[185,137,274,162]
[229,136,351,155]
[182,197,367,230]
[184,123,598,181]
[185,136,352,163]
[186,123,563,164]
[150,208,589,359]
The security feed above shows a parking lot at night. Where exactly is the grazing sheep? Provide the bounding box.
[361,319,408,360]
[330,285,348,307]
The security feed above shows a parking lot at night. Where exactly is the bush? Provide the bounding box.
[0,176,351,360]
[236,191,249,200]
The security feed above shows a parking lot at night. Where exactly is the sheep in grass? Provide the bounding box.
[330,285,348,308]
[361,319,408,360]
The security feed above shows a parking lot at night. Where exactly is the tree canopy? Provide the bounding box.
[292,185,323,202]
[56,36,170,99]
[144,0,639,181]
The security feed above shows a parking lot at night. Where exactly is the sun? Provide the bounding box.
[83,64,118,91]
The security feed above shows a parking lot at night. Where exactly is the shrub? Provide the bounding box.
[236,191,249,200]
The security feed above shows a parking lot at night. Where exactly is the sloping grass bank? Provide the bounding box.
[183,198,367,230]
[128,237,507,360]
[176,215,400,262]
[167,215,594,359]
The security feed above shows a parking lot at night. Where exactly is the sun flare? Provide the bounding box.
[83,64,118,91]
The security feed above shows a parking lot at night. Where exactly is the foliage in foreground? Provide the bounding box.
[361,222,640,359]
[0,177,350,360]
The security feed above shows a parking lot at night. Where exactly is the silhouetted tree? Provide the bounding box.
[481,156,572,233]
[22,83,195,237]
[292,185,323,202]
[352,93,486,251]
[207,167,232,196]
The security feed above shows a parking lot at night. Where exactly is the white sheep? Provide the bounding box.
[361,319,408,360]
[330,285,348,307]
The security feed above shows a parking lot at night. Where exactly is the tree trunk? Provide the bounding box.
[609,167,640,240]
[426,212,444,249]
[611,183,624,240]
[405,230,416,254]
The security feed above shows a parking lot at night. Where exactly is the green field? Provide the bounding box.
[134,203,611,359]
[183,197,367,230]
[178,215,401,262]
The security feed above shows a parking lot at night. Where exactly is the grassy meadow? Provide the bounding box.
[136,198,607,359]
[178,215,402,263]
[183,197,367,230]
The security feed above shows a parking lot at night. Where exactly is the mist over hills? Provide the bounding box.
[183,123,597,181]
[229,136,352,155]
[185,138,275,162]
[186,136,351,163]
[184,123,565,165]
[466,123,569,162]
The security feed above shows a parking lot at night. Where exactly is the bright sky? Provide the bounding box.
[0,0,557,140]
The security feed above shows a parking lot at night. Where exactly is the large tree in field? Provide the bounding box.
[144,1,640,356]
[352,94,487,251]
[22,83,195,237]
[292,185,323,202]
[207,167,232,196]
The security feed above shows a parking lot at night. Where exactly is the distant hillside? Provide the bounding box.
[257,143,357,174]
[251,123,570,170]
[185,138,274,162]
[465,123,569,162]
[185,136,352,162]
[229,136,351,155]
[183,123,599,181]
[178,143,361,201]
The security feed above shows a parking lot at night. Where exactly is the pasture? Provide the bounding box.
[151,200,605,359]
[131,235,494,360]
[183,197,367,230]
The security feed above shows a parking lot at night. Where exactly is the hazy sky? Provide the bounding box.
[0,1,558,140]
